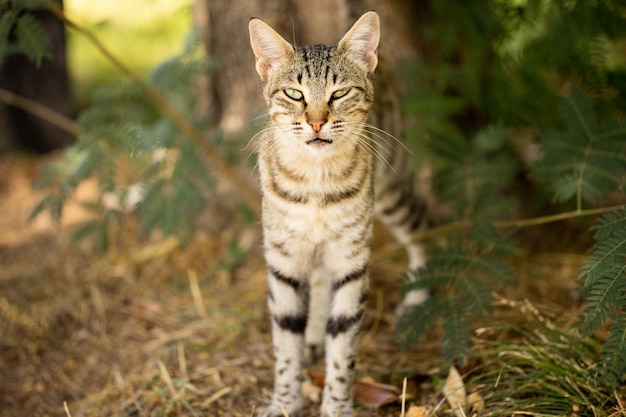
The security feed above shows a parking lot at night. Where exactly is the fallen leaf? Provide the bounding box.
[354,379,399,408]
[467,391,484,412]
[301,381,322,403]
[405,405,428,417]
[308,370,400,408]
[442,366,467,417]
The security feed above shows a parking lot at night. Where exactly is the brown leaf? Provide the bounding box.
[307,370,400,408]
[301,381,322,403]
[467,392,484,412]
[442,366,467,417]
[405,405,428,417]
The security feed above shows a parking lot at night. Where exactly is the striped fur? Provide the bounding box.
[249,11,428,417]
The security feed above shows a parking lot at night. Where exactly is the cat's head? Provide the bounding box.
[249,12,379,151]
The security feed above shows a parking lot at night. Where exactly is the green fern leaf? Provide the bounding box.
[14,13,53,66]
[27,194,62,224]
[577,207,626,386]
[441,293,473,365]
[590,205,626,240]
[395,295,447,348]
[598,314,626,389]
[399,227,516,363]
[532,90,626,207]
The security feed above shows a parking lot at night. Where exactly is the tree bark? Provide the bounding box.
[0,6,74,153]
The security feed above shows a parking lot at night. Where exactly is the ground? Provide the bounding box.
[0,154,591,417]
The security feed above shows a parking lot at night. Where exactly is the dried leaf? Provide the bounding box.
[308,370,399,408]
[442,366,467,417]
[406,405,428,417]
[354,379,399,408]
[467,391,484,412]
[301,381,322,403]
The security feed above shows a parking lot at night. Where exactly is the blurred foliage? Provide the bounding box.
[0,0,54,66]
[28,29,217,251]
[400,0,626,385]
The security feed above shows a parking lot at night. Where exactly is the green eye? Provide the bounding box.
[331,88,350,100]
[284,88,303,101]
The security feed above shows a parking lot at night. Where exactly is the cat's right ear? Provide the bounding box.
[249,19,294,82]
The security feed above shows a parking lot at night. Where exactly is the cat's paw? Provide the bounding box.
[395,288,431,319]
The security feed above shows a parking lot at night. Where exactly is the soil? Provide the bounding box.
[0,154,591,417]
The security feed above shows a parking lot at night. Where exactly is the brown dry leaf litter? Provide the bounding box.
[0,155,589,417]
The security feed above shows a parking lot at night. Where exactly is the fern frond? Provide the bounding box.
[149,56,215,91]
[531,90,626,207]
[577,206,626,386]
[27,194,63,225]
[399,227,517,364]
[395,294,447,348]
[434,154,518,220]
[590,206,626,240]
[441,293,473,365]
[579,271,625,335]
[598,314,626,389]
[13,13,53,66]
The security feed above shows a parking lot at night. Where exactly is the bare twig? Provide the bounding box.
[63,401,73,417]
[0,88,80,135]
[414,204,626,243]
[188,269,209,320]
[400,377,408,417]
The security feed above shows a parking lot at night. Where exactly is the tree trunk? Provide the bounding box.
[0,6,74,153]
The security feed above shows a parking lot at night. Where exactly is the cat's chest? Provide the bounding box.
[259,154,373,242]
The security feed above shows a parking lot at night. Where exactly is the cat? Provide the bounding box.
[249,11,429,417]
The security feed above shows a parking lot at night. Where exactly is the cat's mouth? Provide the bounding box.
[306,138,333,146]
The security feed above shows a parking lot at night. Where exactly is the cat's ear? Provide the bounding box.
[338,11,380,74]
[249,18,294,82]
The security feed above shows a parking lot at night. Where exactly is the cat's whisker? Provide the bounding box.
[339,127,397,161]
[332,123,398,160]
[249,112,270,122]
[343,132,396,173]
[345,121,414,156]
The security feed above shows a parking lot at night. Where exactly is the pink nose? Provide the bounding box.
[308,119,325,132]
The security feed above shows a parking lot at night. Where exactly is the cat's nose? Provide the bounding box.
[308,119,326,133]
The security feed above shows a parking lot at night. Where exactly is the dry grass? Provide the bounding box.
[0,154,600,417]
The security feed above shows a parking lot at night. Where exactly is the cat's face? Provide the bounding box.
[249,12,380,153]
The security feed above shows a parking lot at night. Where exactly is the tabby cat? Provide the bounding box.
[249,11,428,417]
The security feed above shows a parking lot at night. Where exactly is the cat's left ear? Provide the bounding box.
[249,18,294,82]
[338,11,380,73]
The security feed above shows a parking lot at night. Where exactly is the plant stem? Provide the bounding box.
[47,4,261,214]
[414,204,625,243]
[0,88,81,136]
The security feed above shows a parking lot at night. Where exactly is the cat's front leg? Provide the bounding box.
[320,242,370,417]
[260,251,312,417]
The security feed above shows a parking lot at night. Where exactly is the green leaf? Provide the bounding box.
[598,314,626,389]
[14,13,53,66]
[532,90,626,207]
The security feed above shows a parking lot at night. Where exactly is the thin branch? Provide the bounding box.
[47,4,261,214]
[413,204,626,243]
[0,88,81,136]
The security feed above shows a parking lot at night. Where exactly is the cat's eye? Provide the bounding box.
[284,88,304,101]
[331,88,350,100]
